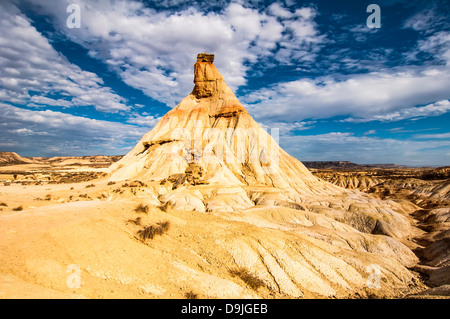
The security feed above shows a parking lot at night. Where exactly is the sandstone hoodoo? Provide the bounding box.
[108,53,334,208]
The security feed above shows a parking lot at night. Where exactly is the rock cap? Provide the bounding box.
[197,53,214,63]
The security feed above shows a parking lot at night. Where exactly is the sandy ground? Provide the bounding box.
[0,162,448,299]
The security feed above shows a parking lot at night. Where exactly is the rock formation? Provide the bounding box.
[1,55,446,298]
[103,54,426,297]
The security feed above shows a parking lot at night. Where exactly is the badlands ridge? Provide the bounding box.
[0,54,448,299]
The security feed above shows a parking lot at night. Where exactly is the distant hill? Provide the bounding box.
[0,152,122,167]
[302,161,405,170]
[0,152,34,166]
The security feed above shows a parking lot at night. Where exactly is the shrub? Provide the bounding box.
[184,291,198,299]
[12,205,23,211]
[135,204,149,214]
[107,181,116,185]
[0,202,7,207]
[128,217,142,226]
[86,184,95,188]
[137,221,170,241]
[229,268,265,290]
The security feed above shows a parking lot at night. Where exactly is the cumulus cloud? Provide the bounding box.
[20,0,324,106]
[126,112,163,127]
[342,100,450,123]
[243,67,450,121]
[404,7,449,34]
[0,102,148,156]
[0,2,130,112]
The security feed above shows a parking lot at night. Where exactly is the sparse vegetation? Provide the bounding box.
[12,205,23,211]
[97,193,107,200]
[184,291,198,299]
[129,180,147,188]
[113,188,124,194]
[229,268,265,290]
[128,217,142,225]
[79,193,91,199]
[137,221,170,241]
[135,203,149,214]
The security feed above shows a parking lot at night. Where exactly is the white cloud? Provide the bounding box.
[342,100,450,123]
[268,3,293,19]
[413,132,450,139]
[243,68,450,121]
[364,130,376,135]
[21,0,323,107]
[0,2,130,113]
[126,113,163,127]
[404,8,448,34]
[0,102,148,156]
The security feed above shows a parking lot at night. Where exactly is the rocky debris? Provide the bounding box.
[312,167,450,296]
[407,285,450,298]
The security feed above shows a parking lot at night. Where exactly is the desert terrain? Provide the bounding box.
[0,54,448,299]
[1,154,448,299]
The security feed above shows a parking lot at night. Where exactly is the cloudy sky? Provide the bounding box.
[0,0,449,166]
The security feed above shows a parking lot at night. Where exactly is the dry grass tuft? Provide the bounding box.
[184,291,198,299]
[229,268,265,290]
[128,217,142,226]
[135,203,149,214]
[137,221,170,241]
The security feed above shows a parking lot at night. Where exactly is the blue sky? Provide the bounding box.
[0,0,449,166]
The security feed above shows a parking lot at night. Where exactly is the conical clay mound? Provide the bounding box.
[108,54,416,236]
[109,54,337,207]
[104,55,424,297]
